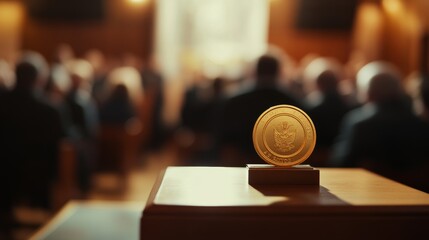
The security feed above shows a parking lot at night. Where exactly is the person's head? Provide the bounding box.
[303,57,342,94]
[107,66,143,105]
[15,61,38,90]
[356,61,404,104]
[255,54,280,86]
[16,51,49,90]
[317,71,339,93]
[110,83,129,101]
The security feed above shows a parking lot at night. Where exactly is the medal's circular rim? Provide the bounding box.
[252,104,316,167]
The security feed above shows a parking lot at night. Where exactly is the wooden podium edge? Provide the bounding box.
[247,164,320,185]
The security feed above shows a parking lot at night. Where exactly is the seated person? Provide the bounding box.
[64,59,98,194]
[302,57,353,166]
[419,75,429,123]
[99,83,136,125]
[331,61,429,192]
[0,53,63,214]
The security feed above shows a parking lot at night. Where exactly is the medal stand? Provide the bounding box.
[247,164,319,185]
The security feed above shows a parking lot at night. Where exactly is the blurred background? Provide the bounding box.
[1,0,429,239]
[1,0,427,127]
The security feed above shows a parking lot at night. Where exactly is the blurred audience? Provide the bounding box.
[181,76,225,135]
[45,65,71,106]
[45,64,76,138]
[405,71,429,123]
[99,83,136,125]
[85,48,108,106]
[331,61,429,192]
[291,53,320,100]
[421,78,429,123]
[64,59,99,195]
[140,56,166,152]
[0,52,63,233]
[180,76,226,165]
[100,67,140,125]
[96,66,143,178]
[2,40,429,238]
[302,57,353,166]
[0,59,15,95]
[216,53,303,166]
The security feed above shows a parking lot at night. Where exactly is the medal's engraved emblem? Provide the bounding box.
[274,122,296,152]
[253,105,316,166]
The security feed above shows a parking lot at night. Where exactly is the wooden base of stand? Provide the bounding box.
[247,164,319,185]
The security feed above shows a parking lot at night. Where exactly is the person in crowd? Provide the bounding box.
[420,78,429,123]
[105,66,144,116]
[97,66,143,174]
[140,56,165,152]
[331,61,429,192]
[302,57,352,166]
[45,65,71,105]
[405,71,429,123]
[99,83,136,125]
[0,52,63,234]
[180,76,227,165]
[291,53,320,100]
[85,48,109,106]
[0,59,15,95]
[216,53,304,166]
[45,64,77,138]
[181,75,223,133]
[64,59,99,195]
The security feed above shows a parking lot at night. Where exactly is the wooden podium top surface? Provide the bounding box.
[143,167,429,215]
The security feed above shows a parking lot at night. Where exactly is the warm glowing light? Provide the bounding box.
[382,0,403,14]
[352,2,384,62]
[156,0,268,79]
[128,0,147,5]
[0,2,23,27]
[0,2,23,62]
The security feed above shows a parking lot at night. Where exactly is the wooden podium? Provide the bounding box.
[140,167,429,240]
[247,164,319,185]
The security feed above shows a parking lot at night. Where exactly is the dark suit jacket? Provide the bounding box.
[308,91,351,149]
[331,100,429,191]
[0,89,63,208]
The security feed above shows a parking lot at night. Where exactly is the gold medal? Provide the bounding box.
[253,105,316,167]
